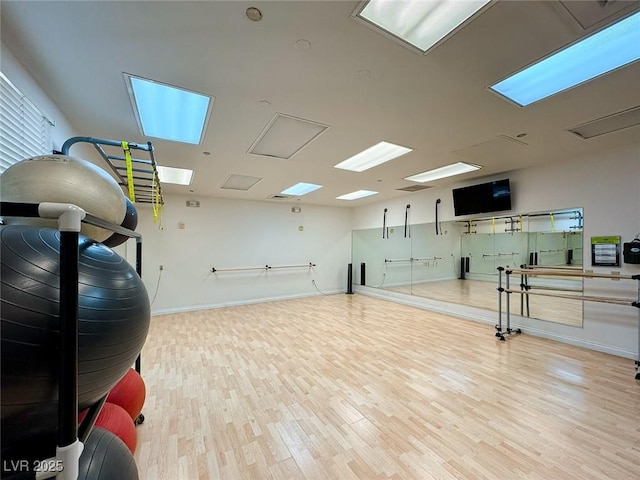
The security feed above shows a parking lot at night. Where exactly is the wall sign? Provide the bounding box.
[591,236,621,267]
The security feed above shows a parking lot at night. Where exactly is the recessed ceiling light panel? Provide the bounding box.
[354,0,491,54]
[124,73,213,144]
[156,166,194,185]
[334,141,412,172]
[336,190,379,201]
[281,182,323,196]
[404,162,481,183]
[489,11,640,107]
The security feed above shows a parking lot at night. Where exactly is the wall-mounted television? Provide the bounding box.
[452,179,512,216]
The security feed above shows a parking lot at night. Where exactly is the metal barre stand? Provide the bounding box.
[0,201,144,479]
[498,265,640,379]
[495,266,522,341]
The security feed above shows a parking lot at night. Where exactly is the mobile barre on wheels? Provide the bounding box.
[495,266,522,341]
[496,265,640,378]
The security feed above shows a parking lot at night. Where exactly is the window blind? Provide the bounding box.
[0,71,53,174]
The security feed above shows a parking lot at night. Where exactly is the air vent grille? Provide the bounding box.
[397,185,432,192]
[568,106,640,139]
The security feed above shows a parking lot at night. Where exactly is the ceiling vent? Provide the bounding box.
[567,105,640,139]
[221,174,262,191]
[397,185,432,192]
[267,194,293,200]
[559,0,638,30]
[248,113,329,159]
[452,135,528,161]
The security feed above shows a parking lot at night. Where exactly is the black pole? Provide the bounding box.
[404,204,410,238]
[346,263,354,294]
[135,238,143,374]
[460,258,466,280]
[360,262,366,286]
[383,208,387,239]
[58,230,79,447]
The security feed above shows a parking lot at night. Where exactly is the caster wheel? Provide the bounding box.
[135,413,145,425]
[499,336,506,342]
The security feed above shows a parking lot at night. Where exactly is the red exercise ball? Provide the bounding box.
[79,402,137,454]
[107,368,146,422]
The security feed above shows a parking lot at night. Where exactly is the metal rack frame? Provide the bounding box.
[0,201,144,479]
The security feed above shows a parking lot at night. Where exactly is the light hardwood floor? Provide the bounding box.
[135,294,639,479]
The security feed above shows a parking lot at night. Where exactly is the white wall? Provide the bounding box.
[5,38,638,359]
[133,195,352,314]
[353,144,640,359]
[1,41,100,163]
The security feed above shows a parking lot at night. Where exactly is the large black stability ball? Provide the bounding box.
[102,197,138,248]
[78,427,139,480]
[1,224,150,462]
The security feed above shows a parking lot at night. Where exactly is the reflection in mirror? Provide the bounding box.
[352,208,584,327]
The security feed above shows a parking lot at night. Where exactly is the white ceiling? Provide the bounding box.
[2,0,639,207]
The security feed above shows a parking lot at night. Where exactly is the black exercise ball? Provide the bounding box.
[102,197,138,248]
[1,224,150,461]
[78,427,139,480]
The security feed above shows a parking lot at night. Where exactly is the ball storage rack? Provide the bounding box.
[0,201,144,480]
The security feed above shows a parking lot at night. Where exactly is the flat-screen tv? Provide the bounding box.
[452,179,511,216]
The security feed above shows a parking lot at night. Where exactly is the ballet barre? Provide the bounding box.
[385,257,442,263]
[496,266,640,379]
[211,263,316,273]
[506,268,637,280]
[500,289,636,307]
[482,252,520,258]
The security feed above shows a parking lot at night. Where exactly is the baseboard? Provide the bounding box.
[151,289,343,316]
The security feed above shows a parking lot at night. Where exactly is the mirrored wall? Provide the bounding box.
[352,209,584,327]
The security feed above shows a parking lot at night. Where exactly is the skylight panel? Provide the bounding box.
[156,166,194,185]
[490,11,640,107]
[336,190,379,201]
[281,183,323,196]
[405,162,481,183]
[334,141,412,172]
[355,0,491,54]
[125,74,213,144]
